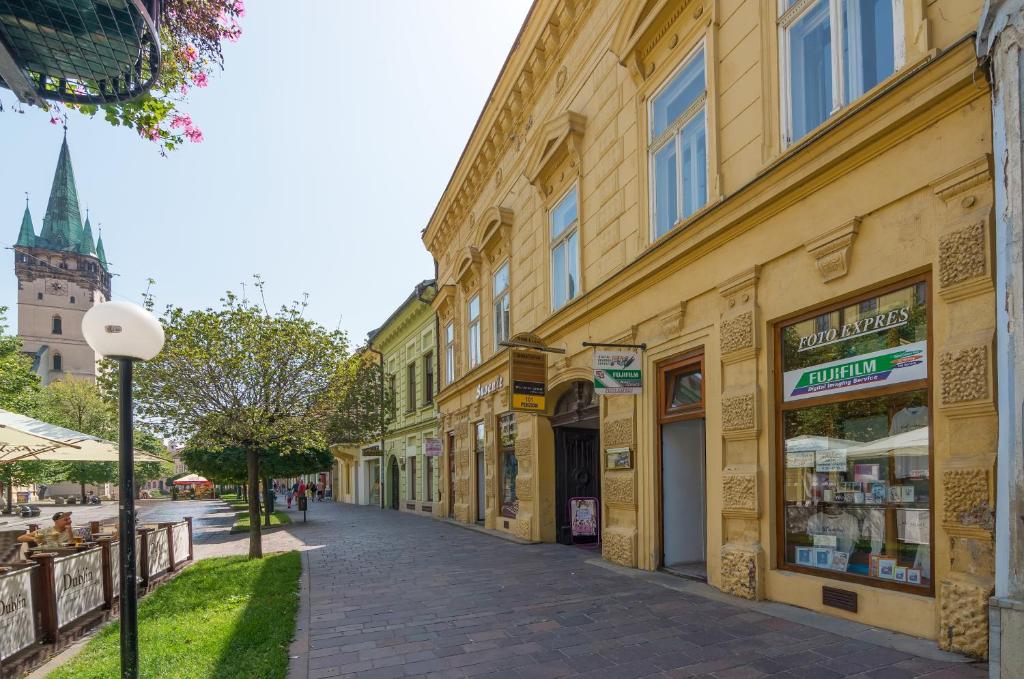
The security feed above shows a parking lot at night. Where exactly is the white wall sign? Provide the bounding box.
[423,438,442,457]
[172,523,189,565]
[148,529,171,578]
[54,550,104,627]
[593,350,642,395]
[783,341,927,402]
[475,375,504,400]
[0,568,35,660]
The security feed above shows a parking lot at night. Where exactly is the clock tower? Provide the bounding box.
[13,134,111,384]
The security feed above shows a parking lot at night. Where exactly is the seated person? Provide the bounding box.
[18,511,73,549]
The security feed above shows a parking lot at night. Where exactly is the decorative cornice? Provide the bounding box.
[930,155,992,203]
[478,206,514,254]
[525,110,587,189]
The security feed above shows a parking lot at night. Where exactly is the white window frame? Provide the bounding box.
[467,295,481,368]
[445,322,455,384]
[648,40,709,241]
[550,184,580,311]
[779,0,904,148]
[493,260,510,350]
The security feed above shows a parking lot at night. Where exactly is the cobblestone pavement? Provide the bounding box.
[271,501,988,679]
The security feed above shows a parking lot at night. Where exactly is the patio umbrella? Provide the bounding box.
[172,473,209,485]
[0,409,167,464]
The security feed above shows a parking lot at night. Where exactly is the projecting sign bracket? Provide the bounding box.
[499,340,566,354]
[582,341,647,351]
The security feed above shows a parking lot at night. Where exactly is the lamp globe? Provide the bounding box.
[82,301,165,361]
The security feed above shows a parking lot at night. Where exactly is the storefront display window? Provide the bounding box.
[499,413,518,518]
[777,279,931,592]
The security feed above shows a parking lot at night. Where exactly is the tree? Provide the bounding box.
[131,285,348,558]
[325,350,395,447]
[0,307,40,414]
[133,430,173,496]
[0,461,62,514]
[64,462,118,503]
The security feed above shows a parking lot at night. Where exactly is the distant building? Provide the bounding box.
[13,134,111,384]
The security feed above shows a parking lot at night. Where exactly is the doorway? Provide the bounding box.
[658,352,707,580]
[388,457,400,510]
[474,421,485,523]
[551,382,600,545]
[447,431,456,517]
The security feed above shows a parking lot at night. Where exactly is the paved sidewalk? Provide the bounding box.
[269,502,987,679]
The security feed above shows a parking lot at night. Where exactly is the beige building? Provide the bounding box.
[423,0,998,658]
[14,135,110,385]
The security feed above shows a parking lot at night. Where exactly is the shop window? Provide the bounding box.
[499,413,518,519]
[51,315,62,335]
[406,363,417,413]
[493,261,510,349]
[780,0,900,146]
[426,453,434,503]
[777,278,930,592]
[468,295,481,368]
[550,186,579,310]
[424,352,434,405]
[445,322,455,384]
[408,455,417,501]
[650,44,708,239]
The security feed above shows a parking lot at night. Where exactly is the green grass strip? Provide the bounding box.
[231,510,291,533]
[47,552,302,679]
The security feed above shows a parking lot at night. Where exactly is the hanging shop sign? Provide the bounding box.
[0,566,35,660]
[475,375,504,400]
[54,549,104,627]
[510,350,546,412]
[783,341,927,402]
[423,437,443,457]
[593,350,642,395]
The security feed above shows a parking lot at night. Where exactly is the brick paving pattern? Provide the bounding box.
[264,501,988,679]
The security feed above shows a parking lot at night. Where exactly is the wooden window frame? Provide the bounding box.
[657,351,705,424]
[772,272,934,597]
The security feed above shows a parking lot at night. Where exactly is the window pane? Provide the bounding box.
[469,321,480,366]
[566,231,579,302]
[783,391,930,589]
[552,241,567,308]
[446,323,454,344]
[493,262,509,296]
[653,139,678,239]
[670,369,703,409]
[468,295,480,321]
[681,109,707,219]
[842,0,894,100]
[788,0,832,141]
[551,188,578,238]
[652,49,705,138]
[494,293,510,347]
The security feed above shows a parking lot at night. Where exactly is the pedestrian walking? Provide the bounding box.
[286,487,293,509]
[298,480,306,499]
[316,482,324,502]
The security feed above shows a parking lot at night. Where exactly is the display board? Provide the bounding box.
[0,567,35,660]
[54,549,104,627]
[172,522,189,565]
[147,529,171,578]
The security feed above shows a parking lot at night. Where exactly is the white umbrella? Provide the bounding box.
[0,409,167,464]
[172,473,209,485]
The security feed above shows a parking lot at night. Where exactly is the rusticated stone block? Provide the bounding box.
[603,474,634,505]
[722,394,755,431]
[720,311,754,354]
[602,530,636,567]
[722,473,756,512]
[514,518,532,540]
[515,475,532,500]
[603,419,634,447]
[940,346,989,404]
[939,222,986,288]
[943,469,991,528]
[720,544,759,600]
[939,578,992,659]
[514,437,533,458]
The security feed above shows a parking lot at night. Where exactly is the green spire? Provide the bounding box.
[96,232,108,269]
[38,134,83,251]
[16,201,35,247]
[77,212,96,255]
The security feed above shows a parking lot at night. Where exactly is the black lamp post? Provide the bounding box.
[82,301,165,679]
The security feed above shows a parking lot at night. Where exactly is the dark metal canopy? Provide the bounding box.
[0,0,161,107]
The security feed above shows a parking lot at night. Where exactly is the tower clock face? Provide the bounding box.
[48,280,66,295]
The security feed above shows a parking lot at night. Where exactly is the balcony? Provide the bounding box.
[0,0,161,107]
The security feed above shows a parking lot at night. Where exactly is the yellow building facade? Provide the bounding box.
[423,0,997,657]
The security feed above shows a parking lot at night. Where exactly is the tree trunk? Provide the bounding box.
[246,449,262,559]
[80,482,87,504]
[4,484,10,514]
[263,476,272,527]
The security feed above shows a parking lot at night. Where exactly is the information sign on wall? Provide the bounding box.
[0,568,35,660]
[510,350,546,412]
[423,437,443,457]
[593,350,642,395]
[54,549,104,627]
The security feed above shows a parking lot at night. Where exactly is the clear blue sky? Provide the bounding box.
[0,1,530,345]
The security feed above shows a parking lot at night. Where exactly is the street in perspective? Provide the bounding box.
[0,1,1023,678]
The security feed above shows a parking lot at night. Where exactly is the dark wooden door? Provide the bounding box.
[389,459,400,510]
[555,427,600,545]
[447,432,456,518]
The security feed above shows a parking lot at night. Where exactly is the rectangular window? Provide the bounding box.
[406,363,416,413]
[445,322,455,384]
[468,295,481,368]
[551,186,580,310]
[493,262,510,349]
[499,413,518,519]
[424,352,434,405]
[408,455,417,501]
[650,45,708,239]
[778,279,930,593]
[426,454,434,503]
[781,0,899,145]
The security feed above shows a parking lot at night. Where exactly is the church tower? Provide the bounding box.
[14,134,111,384]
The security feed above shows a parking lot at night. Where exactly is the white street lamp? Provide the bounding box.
[82,301,164,679]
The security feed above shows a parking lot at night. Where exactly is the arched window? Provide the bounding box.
[53,354,62,372]
[51,315,62,335]
[69,296,76,304]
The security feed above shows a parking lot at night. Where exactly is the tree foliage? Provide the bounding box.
[131,283,348,557]
[181,447,332,485]
[325,350,395,447]
[0,307,40,414]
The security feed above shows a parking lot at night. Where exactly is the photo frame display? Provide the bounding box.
[878,558,897,580]
[813,547,833,569]
[907,569,922,585]
[605,447,633,470]
[795,547,813,566]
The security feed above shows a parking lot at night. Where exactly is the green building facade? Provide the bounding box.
[369,279,441,514]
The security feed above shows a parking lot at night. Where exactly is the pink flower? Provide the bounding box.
[185,127,204,143]
[233,0,246,17]
[49,116,59,125]
[179,83,189,96]
[181,45,198,64]
[193,71,208,88]
[170,113,192,130]
[139,127,161,141]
